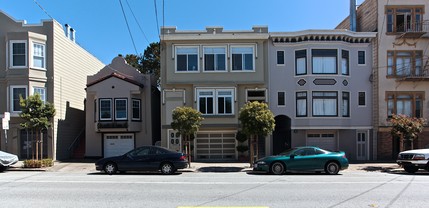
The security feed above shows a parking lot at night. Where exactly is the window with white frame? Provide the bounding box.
[197,88,234,115]
[312,49,337,74]
[341,50,349,75]
[204,47,226,71]
[99,99,112,120]
[132,99,141,121]
[296,92,307,117]
[342,92,350,117]
[277,51,285,65]
[10,40,27,67]
[295,50,307,75]
[231,46,254,71]
[176,46,199,72]
[33,87,46,103]
[32,42,45,69]
[10,86,27,112]
[115,99,127,120]
[312,91,338,117]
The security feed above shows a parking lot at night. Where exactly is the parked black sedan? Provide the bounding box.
[95,146,188,175]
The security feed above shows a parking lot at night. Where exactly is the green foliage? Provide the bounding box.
[124,42,160,84]
[390,114,426,140]
[19,94,56,130]
[23,158,53,168]
[171,106,203,137]
[236,145,249,153]
[238,101,275,137]
[235,130,248,143]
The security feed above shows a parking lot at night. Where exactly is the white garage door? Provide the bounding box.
[195,132,237,161]
[104,134,135,158]
[306,133,336,151]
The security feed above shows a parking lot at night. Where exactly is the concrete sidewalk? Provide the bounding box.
[7,160,403,173]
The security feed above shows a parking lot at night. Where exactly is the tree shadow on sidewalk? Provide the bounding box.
[197,167,244,172]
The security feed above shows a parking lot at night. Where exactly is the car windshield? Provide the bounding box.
[278,148,298,156]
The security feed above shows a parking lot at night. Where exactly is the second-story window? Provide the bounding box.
[132,99,141,121]
[231,46,254,71]
[204,47,226,71]
[10,40,27,68]
[296,92,307,117]
[341,50,349,75]
[32,42,45,69]
[176,47,199,72]
[387,92,423,118]
[277,51,285,65]
[100,99,112,120]
[386,6,423,33]
[197,88,234,115]
[33,87,46,103]
[295,50,307,75]
[342,92,350,117]
[115,99,127,120]
[358,51,366,65]
[312,49,337,74]
[387,51,422,77]
[312,91,338,117]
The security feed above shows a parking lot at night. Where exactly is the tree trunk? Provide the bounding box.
[187,135,191,167]
[40,131,43,160]
[31,129,35,160]
[35,128,39,161]
[403,137,413,151]
[249,134,255,167]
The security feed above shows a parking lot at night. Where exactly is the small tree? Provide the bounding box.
[390,114,426,151]
[19,94,56,160]
[124,42,160,85]
[238,101,275,165]
[171,106,203,166]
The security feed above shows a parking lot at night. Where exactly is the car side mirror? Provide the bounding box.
[290,154,295,159]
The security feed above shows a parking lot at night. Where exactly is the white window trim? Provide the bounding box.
[276,50,285,66]
[9,40,27,68]
[174,45,200,73]
[196,87,235,115]
[230,45,256,72]
[203,46,227,72]
[358,91,366,107]
[32,87,46,103]
[115,98,128,120]
[31,41,46,70]
[99,99,113,121]
[10,85,28,113]
[132,99,141,121]
[358,50,366,66]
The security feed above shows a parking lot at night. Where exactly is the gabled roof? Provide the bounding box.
[86,72,144,88]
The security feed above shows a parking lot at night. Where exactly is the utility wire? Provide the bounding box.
[154,0,160,38]
[119,0,138,54]
[33,0,54,19]
[124,0,150,45]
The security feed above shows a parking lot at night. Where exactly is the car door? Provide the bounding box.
[126,146,152,171]
[286,148,320,171]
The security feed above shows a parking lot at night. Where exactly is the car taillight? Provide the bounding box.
[179,155,186,161]
[342,154,347,159]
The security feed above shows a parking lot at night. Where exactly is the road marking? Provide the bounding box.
[178,207,269,208]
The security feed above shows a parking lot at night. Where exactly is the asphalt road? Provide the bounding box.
[0,170,428,208]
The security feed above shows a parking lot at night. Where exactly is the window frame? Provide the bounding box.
[386,91,424,118]
[312,91,338,117]
[9,40,27,68]
[132,99,141,121]
[32,42,46,69]
[10,85,27,113]
[296,91,308,117]
[358,51,366,65]
[358,92,366,107]
[341,50,349,75]
[114,98,128,121]
[311,49,338,75]
[246,89,266,103]
[230,45,255,72]
[99,98,113,121]
[203,46,227,72]
[342,91,350,117]
[387,50,423,77]
[295,49,307,75]
[175,46,199,72]
[385,6,424,34]
[276,50,285,66]
[278,91,286,107]
[33,87,46,103]
[197,88,235,116]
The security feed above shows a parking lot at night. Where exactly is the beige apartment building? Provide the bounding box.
[160,26,269,161]
[0,11,104,160]
[337,0,429,159]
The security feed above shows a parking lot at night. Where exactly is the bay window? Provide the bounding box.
[115,99,127,120]
[312,49,337,74]
[33,42,45,69]
[342,92,350,117]
[296,92,307,117]
[132,99,141,121]
[312,91,338,117]
[99,99,112,120]
[295,50,307,75]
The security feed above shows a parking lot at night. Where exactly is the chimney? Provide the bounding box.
[65,24,70,38]
[350,0,357,31]
[64,24,76,42]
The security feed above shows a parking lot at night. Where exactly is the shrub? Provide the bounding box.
[23,158,54,168]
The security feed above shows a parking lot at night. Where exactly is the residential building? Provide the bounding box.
[85,56,160,158]
[337,0,429,159]
[160,26,269,161]
[268,30,376,160]
[0,11,105,160]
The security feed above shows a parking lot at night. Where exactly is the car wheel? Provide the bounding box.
[0,165,7,172]
[270,162,285,175]
[404,165,419,174]
[160,162,175,175]
[325,162,340,175]
[104,162,117,175]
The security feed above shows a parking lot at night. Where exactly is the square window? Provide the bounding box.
[33,87,46,103]
[231,46,254,71]
[176,47,199,72]
[204,47,226,71]
[312,49,337,74]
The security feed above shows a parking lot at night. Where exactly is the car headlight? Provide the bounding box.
[413,154,425,160]
[256,161,266,165]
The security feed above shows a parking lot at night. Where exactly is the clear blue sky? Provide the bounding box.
[2,0,364,64]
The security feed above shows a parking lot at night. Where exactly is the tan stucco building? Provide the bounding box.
[0,11,105,160]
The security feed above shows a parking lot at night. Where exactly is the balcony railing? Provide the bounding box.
[396,20,429,39]
[397,70,429,81]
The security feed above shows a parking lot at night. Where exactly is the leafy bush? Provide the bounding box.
[235,131,248,143]
[23,158,54,168]
[236,145,249,153]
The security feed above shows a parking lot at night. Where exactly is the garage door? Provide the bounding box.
[306,133,336,151]
[195,132,236,161]
[104,134,134,158]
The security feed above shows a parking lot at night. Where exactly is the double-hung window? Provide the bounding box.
[341,50,349,75]
[296,92,307,117]
[386,6,424,33]
[312,49,337,74]
[10,86,27,112]
[32,42,45,69]
[197,88,234,115]
[204,47,226,71]
[10,40,27,68]
[312,91,338,117]
[387,92,423,118]
[342,92,350,117]
[278,92,285,106]
[115,99,127,120]
[176,47,199,72]
[231,46,254,71]
[387,51,422,77]
[99,99,112,120]
[358,51,366,65]
[132,99,141,121]
[295,50,307,75]
[33,87,46,103]
[358,92,366,106]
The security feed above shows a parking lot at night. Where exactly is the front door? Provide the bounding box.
[356,131,368,160]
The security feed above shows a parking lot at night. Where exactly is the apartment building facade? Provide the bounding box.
[160,26,269,161]
[0,11,104,160]
[337,0,429,159]
[268,30,376,160]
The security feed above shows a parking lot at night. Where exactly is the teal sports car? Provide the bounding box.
[253,146,349,175]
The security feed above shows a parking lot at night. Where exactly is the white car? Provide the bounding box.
[0,151,19,172]
[397,149,429,173]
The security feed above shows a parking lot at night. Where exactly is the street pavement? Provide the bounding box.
[8,160,404,173]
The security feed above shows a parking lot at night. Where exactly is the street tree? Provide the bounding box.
[124,42,160,85]
[390,114,426,150]
[238,101,275,165]
[171,106,203,166]
[19,94,56,160]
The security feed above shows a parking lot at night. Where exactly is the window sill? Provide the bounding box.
[202,114,235,118]
[30,67,47,71]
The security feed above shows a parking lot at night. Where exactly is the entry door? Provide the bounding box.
[167,130,182,152]
[356,131,368,160]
